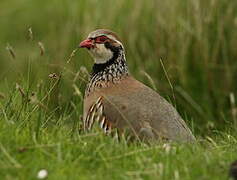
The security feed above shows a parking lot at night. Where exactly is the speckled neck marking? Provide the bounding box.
[86,50,129,96]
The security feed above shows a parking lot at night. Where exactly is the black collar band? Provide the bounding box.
[92,57,117,75]
[91,46,122,75]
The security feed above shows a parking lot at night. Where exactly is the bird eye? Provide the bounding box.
[95,36,108,43]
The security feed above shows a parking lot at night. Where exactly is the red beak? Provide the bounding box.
[79,39,94,49]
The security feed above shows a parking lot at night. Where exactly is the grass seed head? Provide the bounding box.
[6,44,16,59]
[38,41,45,56]
[29,92,38,104]
[49,73,58,79]
[16,83,26,97]
[28,27,33,40]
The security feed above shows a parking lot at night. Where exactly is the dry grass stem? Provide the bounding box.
[79,66,89,76]
[140,70,157,91]
[206,136,218,147]
[73,67,89,83]
[67,48,79,64]
[0,143,22,168]
[175,86,204,116]
[29,92,48,111]
[72,84,82,97]
[72,84,83,102]
[73,71,80,83]
[160,58,176,104]
[230,92,237,124]
[106,146,161,161]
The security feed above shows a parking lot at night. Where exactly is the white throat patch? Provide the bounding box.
[89,44,113,64]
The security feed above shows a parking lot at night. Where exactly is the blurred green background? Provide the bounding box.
[0,0,237,135]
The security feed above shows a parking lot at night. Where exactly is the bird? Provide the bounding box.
[79,29,195,143]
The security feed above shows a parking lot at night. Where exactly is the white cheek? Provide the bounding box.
[89,44,113,64]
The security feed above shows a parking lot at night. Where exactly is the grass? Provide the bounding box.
[0,0,237,179]
[0,90,237,180]
[0,105,237,180]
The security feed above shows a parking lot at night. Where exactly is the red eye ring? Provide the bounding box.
[95,35,108,43]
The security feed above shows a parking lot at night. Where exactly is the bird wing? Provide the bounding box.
[84,96,113,134]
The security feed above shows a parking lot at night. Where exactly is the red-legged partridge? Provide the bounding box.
[79,29,195,142]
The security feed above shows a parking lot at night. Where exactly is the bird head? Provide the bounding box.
[79,29,124,64]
